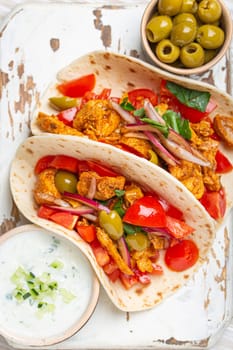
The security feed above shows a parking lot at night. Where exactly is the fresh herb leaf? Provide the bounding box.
[115,189,125,197]
[120,97,135,111]
[163,110,192,140]
[166,81,210,112]
[123,223,142,235]
[113,199,125,217]
[133,108,145,117]
[140,118,169,137]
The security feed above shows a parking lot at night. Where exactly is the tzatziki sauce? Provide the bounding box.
[0,226,96,342]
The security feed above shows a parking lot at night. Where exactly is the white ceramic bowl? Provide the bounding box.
[0,224,99,347]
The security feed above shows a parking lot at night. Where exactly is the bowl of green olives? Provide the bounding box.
[141,0,232,75]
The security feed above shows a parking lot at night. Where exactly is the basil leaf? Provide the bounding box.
[140,117,169,137]
[163,110,191,140]
[166,81,210,112]
[133,108,145,117]
[123,223,142,235]
[120,97,135,111]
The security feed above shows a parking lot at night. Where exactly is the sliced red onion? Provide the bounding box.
[144,99,165,124]
[159,136,210,167]
[63,192,110,213]
[123,132,149,139]
[111,101,136,124]
[82,213,98,222]
[86,177,96,199]
[144,131,179,166]
[125,123,162,135]
[45,204,95,215]
[117,236,131,267]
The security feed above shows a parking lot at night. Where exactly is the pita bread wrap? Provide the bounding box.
[30,51,233,224]
[10,134,215,312]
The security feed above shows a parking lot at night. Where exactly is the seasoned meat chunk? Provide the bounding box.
[77,171,125,201]
[124,184,144,206]
[213,115,233,147]
[119,136,152,158]
[131,247,158,273]
[96,228,133,275]
[34,168,61,205]
[37,112,83,136]
[73,100,120,140]
[169,160,205,199]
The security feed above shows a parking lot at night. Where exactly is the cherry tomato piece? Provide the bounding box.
[215,150,233,173]
[86,161,119,177]
[34,155,55,174]
[165,239,199,272]
[166,216,194,239]
[49,212,78,230]
[128,88,158,109]
[199,188,226,220]
[76,225,96,243]
[57,107,78,127]
[123,195,166,228]
[57,74,96,98]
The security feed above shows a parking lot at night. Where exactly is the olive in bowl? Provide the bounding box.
[141,0,232,75]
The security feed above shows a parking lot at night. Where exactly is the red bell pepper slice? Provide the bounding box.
[57,73,96,98]
[34,156,55,174]
[165,216,194,239]
[86,160,119,177]
[128,88,158,109]
[76,225,96,243]
[123,195,167,228]
[57,107,78,127]
[165,239,199,272]
[199,188,226,220]
[215,150,233,173]
[49,155,80,173]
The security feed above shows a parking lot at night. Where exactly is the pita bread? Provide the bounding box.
[10,134,215,312]
[30,51,233,224]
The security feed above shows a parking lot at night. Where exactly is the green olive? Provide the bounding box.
[146,16,173,43]
[49,96,78,110]
[158,0,182,16]
[180,0,198,13]
[125,232,149,251]
[99,210,123,240]
[171,22,197,47]
[197,0,222,23]
[55,170,77,194]
[173,13,197,26]
[204,48,218,63]
[196,24,224,49]
[180,42,205,67]
[156,39,180,63]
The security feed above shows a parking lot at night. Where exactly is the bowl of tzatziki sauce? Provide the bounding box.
[0,224,100,347]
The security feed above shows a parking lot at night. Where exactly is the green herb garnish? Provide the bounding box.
[120,97,135,111]
[166,81,210,112]
[140,117,169,137]
[162,110,192,140]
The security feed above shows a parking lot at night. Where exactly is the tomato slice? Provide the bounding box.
[49,212,78,230]
[165,239,199,272]
[123,195,166,228]
[57,73,96,98]
[128,88,158,109]
[57,107,78,127]
[34,155,55,174]
[86,160,119,177]
[49,155,80,173]
[199,188,226,220]
[215,150,233,173]
[90,240,110,267]
[158,197,184,220]
[37,205,57,219]
[166,216,194,239]
[76,225,96,243]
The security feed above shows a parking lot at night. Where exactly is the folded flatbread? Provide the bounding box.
[10,134,215,311]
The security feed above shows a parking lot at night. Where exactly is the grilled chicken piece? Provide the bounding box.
[77,171,125,201]
[73,100,120,140]
[37,112,83,136]
[119,136,152,158]
[131,247,158,273]
[213,115,233,147]
[124,184,144,206]
[96,228,133,275]
[34,168,61,205]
